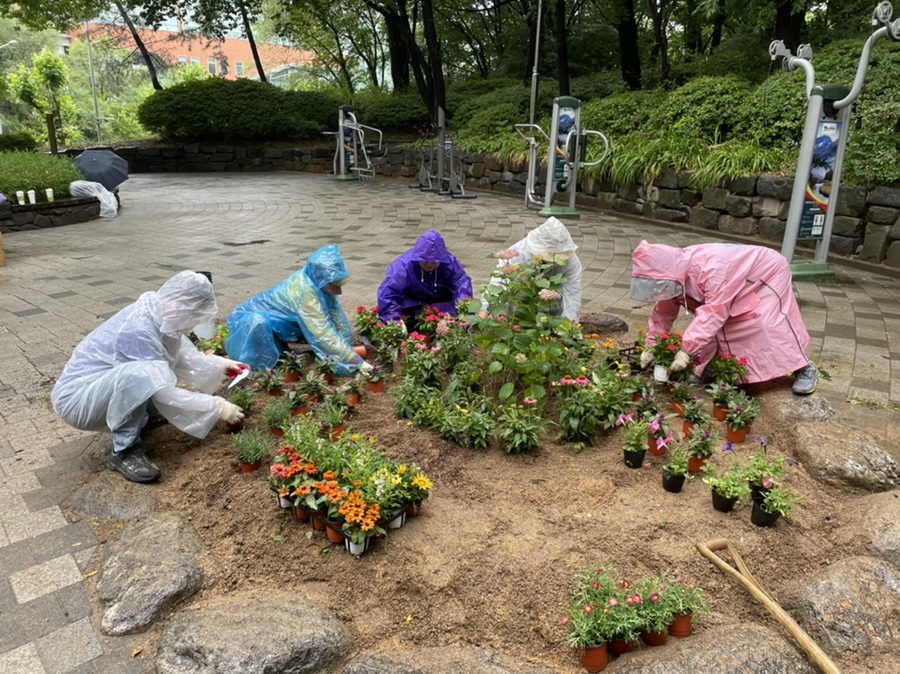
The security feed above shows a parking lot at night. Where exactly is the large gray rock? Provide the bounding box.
[99,512,204,635]
[580,312,629,334]
[839,491,900,565]
[792,422,900,491]
[786,556,900,655]
[157,592,350,674]
[342,647,557,674]
[756,388,836,424]
[607,625,816,673]
[67,471,158,520]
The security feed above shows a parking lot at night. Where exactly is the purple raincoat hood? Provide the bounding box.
[410,231,451,264]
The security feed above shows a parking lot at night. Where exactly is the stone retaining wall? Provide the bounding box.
[0,197,101,233]
[107,144,900,268]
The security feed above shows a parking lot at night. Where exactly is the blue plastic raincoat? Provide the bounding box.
[225,245,363,375]
[377,230,473,322]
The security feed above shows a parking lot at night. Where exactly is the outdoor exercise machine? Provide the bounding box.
[514,96,609,219]
[770,0,900,278]
[332,105,383,181]
[411,108,476,199]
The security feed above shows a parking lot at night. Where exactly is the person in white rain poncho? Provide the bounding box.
[480,216,583,322]
[51,272,249,483]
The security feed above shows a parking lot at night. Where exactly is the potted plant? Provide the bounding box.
[661,573,709,637]
[316,356,337,383]
[339,489,386,555]
[355,305,381,344]
[661,440,690,493]
[278,350,308,383]
[646,413,673,456]
[635,575,676,646]
[751,483,803,527]
[257,368,284,397]
[269,444,303,509]
[616,412,649,469]
[646,331,683,382]
[681,396,711,437]
[365,362,386,393]
[262,394,294,437]
[702,459,751,512]
[233,426,271,473]
[686,427,718,473]
[319,395,349,441]
[401,464,434,516]
[298,370,329,404]
[562,565,620,672]
[336,376,365,407]
[669,379,691,416]
[605,588,643,655]
[706,353,750,385]
[706,381,737,421]
[743,437,787,502]
[723,390,760,443]
[224,384,254,433]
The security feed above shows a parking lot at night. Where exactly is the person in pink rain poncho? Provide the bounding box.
[629,241,819,395]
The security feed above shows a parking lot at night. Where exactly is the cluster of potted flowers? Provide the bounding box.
[563,564,708,672]
[267,414,434,555]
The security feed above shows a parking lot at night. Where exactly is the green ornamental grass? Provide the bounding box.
[0,152,83,202]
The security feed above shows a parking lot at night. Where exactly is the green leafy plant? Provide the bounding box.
[262,395,294,432]
[701,460,751,500]
[316,356,337,378]
[707,382,737,408]
[438,402,495,450]
[354,305,381,342]
[257,369,284,393]
[226,384,255,412]
[402,335,444,388]
[617,413,650,454]
[724,390,760,429]
[669,379,692,403]
[298,370,328,399]
[662,441,690,477]
[635,575,677,634]
[497,401,549,454]
[759,484,803,518]
[318,395,348,430]
[660,572,709,617]
[706,353,750,385]
[687,427,718,459]
[0,151,83,202]
[556,377,607,445]
[563,565,621,648]
[279,350,307,374]
[682,396,711,425]
[648,331,683,368]
[233,426,271,464]
[743,437,786,489]
[195,323,229,355]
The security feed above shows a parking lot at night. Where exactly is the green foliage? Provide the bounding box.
[455,102,522,155]
[686,426,719,459]
[648,76,753,143]
[565,565,621,648]
[0,151,82,201]
[702,460,751,500]
[137,79,339,142]
[233,426,271,464]
[402,337,444,388]
[581,90,667,139]
[262,395,294,431]
[0,131,38,152]
[195,323,229,354]
[743,438,786,488]
[451,82,533,128]
[497,403,549,454]
[759,483,803,518]
[226,384,255,412]
[724,390,760,428]
[844,101,900,185]
[691,140,788,188]
[663,441,690,477]
[352,90,429,133]
[437,402,495,450]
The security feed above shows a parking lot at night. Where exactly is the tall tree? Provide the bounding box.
[554,0,570,94]
[609,0,641,89]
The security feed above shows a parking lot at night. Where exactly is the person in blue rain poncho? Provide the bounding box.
[376,230,473,327]
[51,271,249,484]
[225,245,372,376]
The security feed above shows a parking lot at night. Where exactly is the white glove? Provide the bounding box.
[359,361,374,376]
[670,350,691,372]
[217,399,245,424]
[397,320,408,336]
[640,349,654,369]
[222,359,249,378]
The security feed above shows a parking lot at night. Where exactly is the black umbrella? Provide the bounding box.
[71,150,130,192]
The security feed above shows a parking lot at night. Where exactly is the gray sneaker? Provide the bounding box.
[108,443,161,483]
[792,362,818,395]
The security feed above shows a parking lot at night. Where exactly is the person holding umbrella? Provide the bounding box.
[70,149,129,214]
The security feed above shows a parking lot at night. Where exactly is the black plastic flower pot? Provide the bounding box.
[750,500,781,527]
[750,484,771,504]
[711,491,738,513]
[662,470,686,493]
[623,449,646,469]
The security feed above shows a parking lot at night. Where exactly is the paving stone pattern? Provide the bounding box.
[1,173,900,673]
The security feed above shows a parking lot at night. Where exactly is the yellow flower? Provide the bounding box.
[580,366,587,374]
[351,433,361,441]
[391,475,402,485]
[412,475,433,491]
[397,464,408,475]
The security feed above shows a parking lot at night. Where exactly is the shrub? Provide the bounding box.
[647,76,753,143]
[137,78,339,141]
[352,91,429,133]
[0,152,83,202]
[0,131,38,153]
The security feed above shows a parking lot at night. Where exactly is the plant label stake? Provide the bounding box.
[696,538,841,674]
[228,368,250,389]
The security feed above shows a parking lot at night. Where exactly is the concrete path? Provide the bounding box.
[1,172,899,673]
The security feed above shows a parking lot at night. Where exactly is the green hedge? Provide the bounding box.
[0,152,83,202]
[136,78,340,142]
[0,131,39,153]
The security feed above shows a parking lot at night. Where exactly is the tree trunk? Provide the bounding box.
[554,0,569,96]
[240,2,267,83]
[710,0,727,51]
[382,12,410,92]
[421,0,445,123]
[683,0,703,56]
[113,0,163,91]
[773,0,805,53]
[615,0,641,90]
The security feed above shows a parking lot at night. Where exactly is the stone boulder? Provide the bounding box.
[580,312,629,334]
[792,422,900,491]
[156,592,350,674]
[98,512,204,635]
[342,647,557,674]
[836,491,900,565]
[755,387,836,424]
[67,471,158,521]
[786,556,900,655]
[606,625,816,673]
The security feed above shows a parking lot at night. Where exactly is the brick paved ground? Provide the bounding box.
[1,172,899,673]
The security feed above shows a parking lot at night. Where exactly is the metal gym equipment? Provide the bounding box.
[411,108,476,199]
[333,105,383,181]
[515,96,609,219]
[770,1,900,279]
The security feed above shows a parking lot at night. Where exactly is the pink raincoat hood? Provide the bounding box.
[632,241,690,283]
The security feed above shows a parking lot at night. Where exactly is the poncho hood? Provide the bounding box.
[303,245,351,289]
[156,271,218,334]
[410,230,451,264]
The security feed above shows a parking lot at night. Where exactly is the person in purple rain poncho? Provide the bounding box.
[377,230,474,327]
[630,241,819,395]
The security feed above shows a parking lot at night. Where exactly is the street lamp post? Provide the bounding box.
[0,40,19,134]
[84,23,102,142]
[528,0,543,126]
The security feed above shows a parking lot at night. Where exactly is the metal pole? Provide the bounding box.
[84,22,102,142]
[528,0,543,126]
[0,40,18,135]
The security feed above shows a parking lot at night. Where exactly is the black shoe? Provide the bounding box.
[142,415,169,434]
[107,444,161,483]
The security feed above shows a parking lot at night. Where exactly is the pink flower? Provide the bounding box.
[583,604,594,615]
[649,418,661,434]
[459,321,470,328]
[430,346,441,354]
[574,376,591,386]
[608,597,619,607]
[415,343,427,350]
[538,289,562,302]
[560,615,570,625]
[656,432,674,449]
[497,249,518,260]
[650,593,661,603]
[500,264,517,276]
[763,475,774,489]
[436,319,451,337]
[523,397,538,406]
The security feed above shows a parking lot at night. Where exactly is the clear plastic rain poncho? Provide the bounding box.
[51,271,232,451]
[481,216,583,321]
[225,245,363,375]
[377,230,474,322]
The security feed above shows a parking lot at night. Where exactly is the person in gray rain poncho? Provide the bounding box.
[225,245,373,375]
[51,272,250,483]
[480,216,583,322]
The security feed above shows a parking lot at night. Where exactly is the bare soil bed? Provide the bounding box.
[75,344,895,674]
